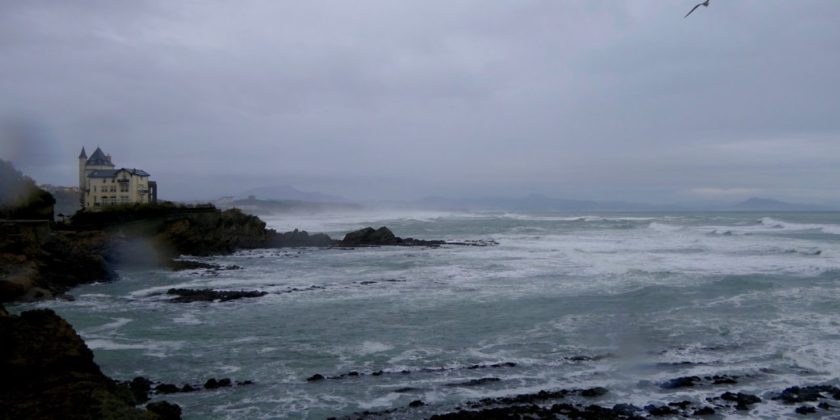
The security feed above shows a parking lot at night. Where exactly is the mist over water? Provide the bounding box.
[16,211,840,419]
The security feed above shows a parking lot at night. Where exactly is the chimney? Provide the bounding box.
[106,154,112,163]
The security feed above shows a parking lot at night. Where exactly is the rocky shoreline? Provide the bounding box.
[1,201,475,303]
[0,305,181,419]
[1,166,497,418]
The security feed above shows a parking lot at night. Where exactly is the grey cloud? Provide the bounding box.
[1,1,839,203]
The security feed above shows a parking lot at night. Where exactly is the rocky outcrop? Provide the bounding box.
[0,224,113,302]
[0,308,177,419]
[339,226,445,247]
[166,288,268,303]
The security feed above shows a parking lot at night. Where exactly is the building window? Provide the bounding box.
[119,183,129,192]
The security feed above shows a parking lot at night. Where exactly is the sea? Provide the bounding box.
[14,211,840,419]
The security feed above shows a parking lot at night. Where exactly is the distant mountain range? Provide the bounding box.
[401,194,837,212]
[729,197,834,212]
[237,185,348,203]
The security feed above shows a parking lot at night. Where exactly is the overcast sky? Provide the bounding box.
[1,1,839,203]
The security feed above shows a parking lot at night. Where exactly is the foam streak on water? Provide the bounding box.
[13,211,840,419]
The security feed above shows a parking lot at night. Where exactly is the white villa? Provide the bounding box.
[78,147,157,209]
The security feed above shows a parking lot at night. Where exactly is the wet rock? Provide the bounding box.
[269,229,337,247]
[237,380,254,386]
[181,384,197,392]
[796,405,817,415]
[612,403,641,416]
[155,383,181,394]
[307,374,325,382]
[818,402,832,410]
[339,226,446,247]
[720,392,761,410]
[774,385,840,404]
[204,378,233,389]
[580,387,608,397]
[167,259,218,271]
[0,308,159,418]
[167,288,267,303]
[646,404,679,416]
[146,400,182,420]
[661,375,701,389]
[668,400,692,409]
[566,353,613,362]
[341,227,398,246]
[708,374,738,385]
[446,377,501,387]
[693,406,716,416]
[129,376,153,402]
[409,400,425,408]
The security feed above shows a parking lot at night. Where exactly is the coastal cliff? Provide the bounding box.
[0,305,178,419]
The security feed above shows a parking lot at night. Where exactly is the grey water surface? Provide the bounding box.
[16,211,840,419]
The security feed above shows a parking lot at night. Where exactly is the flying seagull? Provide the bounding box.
[684,0,710,18]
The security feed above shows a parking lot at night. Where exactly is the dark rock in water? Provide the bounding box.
[167,259,219,271]
[0,308,159,418]
[668,400,692,409]
[720,392,761,410]
[181,384,197,392]
[269,229,337,247]
[818,402,832,410]
[341,226,399,245]
[693,406,716,416]
[204,378,220,389]
[708,374,739,385]
[774,385,840,404]
[155,383,181,394]
[409,400,425,408]
[146,400,182,420]
[796,405,817,415]
[612,403,641,416]
[339,226,446,247]
[661,375,701,389]
[166,288,267,303]
[580,387,608,397]
[430,401,643,419]
[237,380,254,386]
[446,377,501,387]
[646,404,679,416]
[129,376,153,402]
[347,371,360,377]
[394,387,418,393]
[566,353,613,362]
[371,370,384,376]
[307,374,325,382]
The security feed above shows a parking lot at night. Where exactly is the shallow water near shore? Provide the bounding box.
[15,211,840,418]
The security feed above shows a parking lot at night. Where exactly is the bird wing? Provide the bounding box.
[684,3,702,18]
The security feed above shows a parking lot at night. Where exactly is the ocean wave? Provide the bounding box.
[760,217,840,235]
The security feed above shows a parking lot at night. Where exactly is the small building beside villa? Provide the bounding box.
[78,147,157,210]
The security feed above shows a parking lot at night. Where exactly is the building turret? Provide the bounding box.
[78,147,87,207]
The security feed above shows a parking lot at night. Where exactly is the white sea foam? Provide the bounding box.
[82,317,132,334]
[760,217,840,235]
[173,312,202,325]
